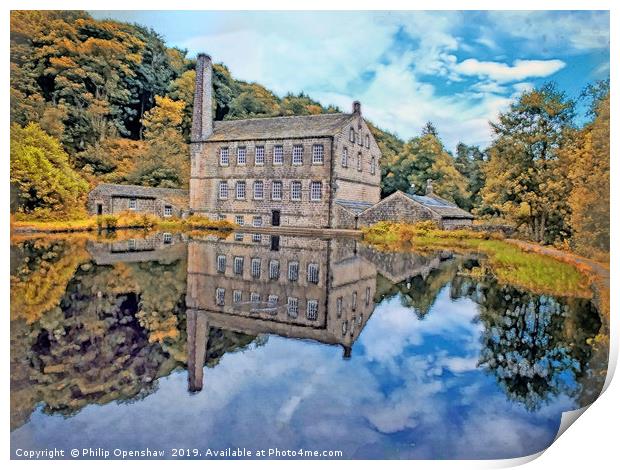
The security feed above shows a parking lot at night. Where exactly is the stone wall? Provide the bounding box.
[357,192,435,227]
[332,204,358,229]
[441,218,473,230]
[191,137,333,227]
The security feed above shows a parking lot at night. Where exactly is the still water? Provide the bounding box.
[10,231,608,459]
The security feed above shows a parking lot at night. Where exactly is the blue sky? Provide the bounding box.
[91,10,610,152]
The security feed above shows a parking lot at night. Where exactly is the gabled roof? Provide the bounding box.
[335,199,374,215]
[205,113,354,142]
[90,183,189,209]
[405,192,473,219]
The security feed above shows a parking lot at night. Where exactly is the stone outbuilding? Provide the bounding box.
[357,180,474,229]
[87,183,189,218]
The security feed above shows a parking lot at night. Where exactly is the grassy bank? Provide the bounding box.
[11,213,236,234]
[362,221,594,299]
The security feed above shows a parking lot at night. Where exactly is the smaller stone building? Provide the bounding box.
[357,180,474,229]
[88,183,189,218]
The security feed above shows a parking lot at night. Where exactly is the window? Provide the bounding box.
[370,157,376,175]
[271,181,282,200]
[349,128,355,142]
[342,320,348,335]
[273,145,284,165]
[341,147,348,167]
[291,181,302,201]
[235,215,244,226]
[268,294,279,305]
[287,297,299,318]
[236,181,246,199]
[365,134,370,148]
[252,216,263,227]
[269,260,280,280]
[253,180,264,200]
[310,182,322,201]
[233,290,242,303]
[237,147,246,165]
[219,147,229,166]
[234,233,244,241]
[312,144,324,164]
[218,214,226,221]
[233,256,244,275]
[129,198,137,210]
[288,261,299,281]
[352,291,358,311]
[336,297,343,318]
[252,233,262,243]
[357,152,362,171]
[365,286,371,305]
[307,263,319,284]
[216,254,226,273]
[255,146,265,165]
[128,239,136,250]
[164,205,173,217]
[216,288,225,306]
[251,258,261,278]
[306,300,319,320]
[357,132,362,145]
[292,145,303,165]
[219,181,229,199]
[250,292,261,303]
[163,233,172,244]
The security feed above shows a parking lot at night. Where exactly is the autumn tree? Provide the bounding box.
[455,143,486,211]
[129,96,189,188]
[482,83,575,243]
[561,88,610,256]
[10,123,89,219]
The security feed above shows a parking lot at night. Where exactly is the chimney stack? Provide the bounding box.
[426,179,434,195]
[191,53,213,141]
[352,100,361,115]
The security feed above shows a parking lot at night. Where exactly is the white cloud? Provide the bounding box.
[454,58,566,83]
[486,11,610,53]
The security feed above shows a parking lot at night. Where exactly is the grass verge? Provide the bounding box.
[362,221,593,299]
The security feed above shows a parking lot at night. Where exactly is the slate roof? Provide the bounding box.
[90,183,189,209]
[205,113,354,142]
[405,192,473,219]
[335,199,374,215]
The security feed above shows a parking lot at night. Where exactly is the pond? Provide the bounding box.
[10,231,608,460]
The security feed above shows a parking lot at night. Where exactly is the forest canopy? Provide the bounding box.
[9,10,609,257]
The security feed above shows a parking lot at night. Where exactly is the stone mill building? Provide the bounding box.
[189,54,382,229]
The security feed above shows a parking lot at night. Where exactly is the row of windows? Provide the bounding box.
[127,198,174,217]
[220,144,325,167]
[216,255,320,283]
[341,315,364,337]
[219,180,323,201]
[335,288,372,317]
[215,288,319,320]
[340,147,376,174]
[349,128,371,149]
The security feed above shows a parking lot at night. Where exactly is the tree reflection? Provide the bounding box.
[10,241,255,430]
[461,272,602,411]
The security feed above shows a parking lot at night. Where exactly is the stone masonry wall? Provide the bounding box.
[191,137,333,227]
[357,192,436,227]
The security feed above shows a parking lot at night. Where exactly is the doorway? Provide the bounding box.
[271,210,280,226]
[96,203,103,215]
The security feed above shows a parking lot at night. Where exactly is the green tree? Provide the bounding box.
[481,83,575,243]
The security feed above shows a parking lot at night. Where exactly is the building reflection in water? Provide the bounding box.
[185,233,381,392]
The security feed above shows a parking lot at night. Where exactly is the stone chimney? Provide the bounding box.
[191,53,213,142]
[426,179,434,195]
[352,100,361,115]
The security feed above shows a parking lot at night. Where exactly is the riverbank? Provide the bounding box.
[11,213,236,234]
[362,222,609,313]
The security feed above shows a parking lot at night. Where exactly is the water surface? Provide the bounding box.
[10,231,608,459]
